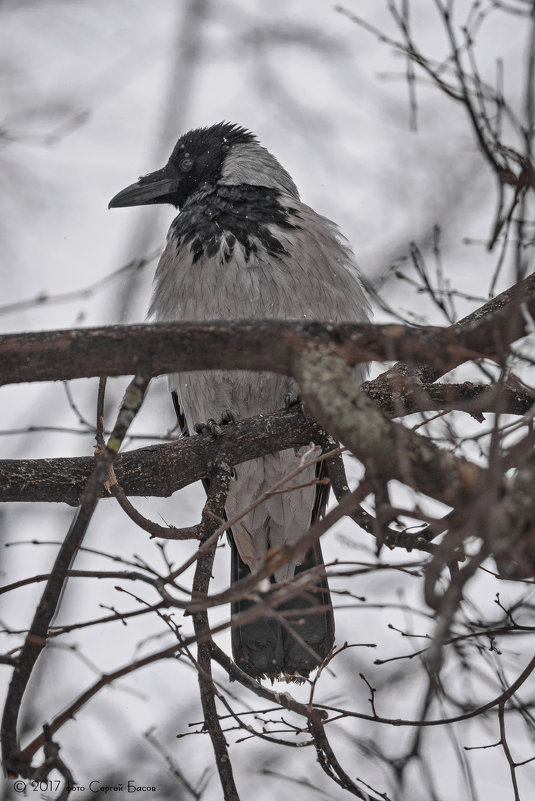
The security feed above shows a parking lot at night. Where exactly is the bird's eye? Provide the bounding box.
[180,156,194,172]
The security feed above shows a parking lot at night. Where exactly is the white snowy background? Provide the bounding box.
[1,1,534,800]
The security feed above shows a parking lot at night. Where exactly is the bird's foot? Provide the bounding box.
[284,392,305,415]
[194,409,235,436]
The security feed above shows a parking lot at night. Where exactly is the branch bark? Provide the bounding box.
[0,410,325,504]
[0,271,534,387]
[190,459,240,801]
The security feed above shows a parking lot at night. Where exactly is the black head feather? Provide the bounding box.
[165,122,256,206]
[109,122,257,210]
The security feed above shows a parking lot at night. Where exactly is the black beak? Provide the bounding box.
[108,166,181,209]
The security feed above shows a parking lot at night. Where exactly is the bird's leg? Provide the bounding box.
[194,408,236,437]
[284,392,306,415]
[219,409,235,425]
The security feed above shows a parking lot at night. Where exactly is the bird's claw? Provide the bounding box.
[194,418,220,436]
[194,409,235,437]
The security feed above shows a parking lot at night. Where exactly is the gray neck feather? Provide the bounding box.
[220,142,300,199]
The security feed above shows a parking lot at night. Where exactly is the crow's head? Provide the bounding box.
[108,122,299,211]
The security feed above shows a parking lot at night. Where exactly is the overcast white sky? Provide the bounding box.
[1,2,534,799]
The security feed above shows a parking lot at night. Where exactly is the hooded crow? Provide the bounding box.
[109,122,370,680]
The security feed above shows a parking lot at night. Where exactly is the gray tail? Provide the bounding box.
[230,461,334,681]
[172,390,335,681]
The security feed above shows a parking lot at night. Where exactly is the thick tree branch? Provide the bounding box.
[0,272,534,387]
[1,382,533,505]
[365,270,535,393]
[295,348,484,510]
[0,410,325,504]
[366,380,534,418]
